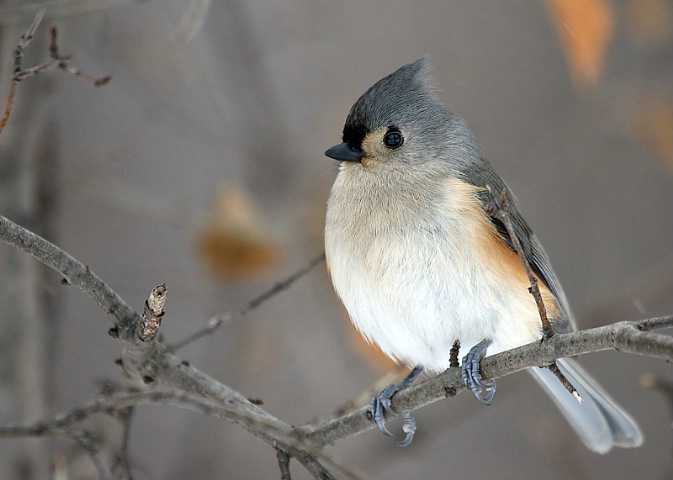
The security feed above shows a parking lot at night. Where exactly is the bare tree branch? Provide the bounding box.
[0,214,336,479]
[1,6,666,480]
[0,389,295,445]
[0,215,140,337]
[0,387,335,479]
[1,213,671,479]
[300,316,673,446]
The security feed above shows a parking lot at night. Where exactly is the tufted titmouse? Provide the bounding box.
[324,58,643,452]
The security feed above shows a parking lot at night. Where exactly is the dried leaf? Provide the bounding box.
[546,0,616,88]
[198,186,279,280]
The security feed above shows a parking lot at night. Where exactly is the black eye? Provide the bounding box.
[383,128,404,149]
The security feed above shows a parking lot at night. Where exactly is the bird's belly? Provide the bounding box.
[326,225,543,373]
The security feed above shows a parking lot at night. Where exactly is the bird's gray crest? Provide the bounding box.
[343,58,439,138]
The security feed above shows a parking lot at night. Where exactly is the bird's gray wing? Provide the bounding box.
[460,160,575,333]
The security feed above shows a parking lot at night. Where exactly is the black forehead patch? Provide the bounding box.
[342,123,369,151]
[338,59,441,152]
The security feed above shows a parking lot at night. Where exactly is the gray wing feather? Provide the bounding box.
[459,161,575,332]
[529,358,644,453]
[459,160,643,452]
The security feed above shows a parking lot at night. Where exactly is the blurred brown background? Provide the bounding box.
[1,0,671,479]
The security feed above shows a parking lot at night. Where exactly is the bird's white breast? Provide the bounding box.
[325,164,542,373]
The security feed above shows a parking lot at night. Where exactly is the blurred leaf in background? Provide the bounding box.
[633,97,673,173]
[198,185,279,281]
[546,0,616,88]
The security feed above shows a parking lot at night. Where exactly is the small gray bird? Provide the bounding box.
[324,58,643,452]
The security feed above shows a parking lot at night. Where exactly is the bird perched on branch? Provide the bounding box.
[323,58,643,452]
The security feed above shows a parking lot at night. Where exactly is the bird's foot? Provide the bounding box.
[461,339,496,405]
[371,365,423,447]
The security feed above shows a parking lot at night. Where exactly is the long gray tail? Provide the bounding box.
[528,357,643,454]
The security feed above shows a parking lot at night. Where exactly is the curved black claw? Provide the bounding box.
[371,384,396,437]
[370,366,424,444]
[461,339,496,405]
[397,411,417,447]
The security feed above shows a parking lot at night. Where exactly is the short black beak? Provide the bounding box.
[324,142,363,162]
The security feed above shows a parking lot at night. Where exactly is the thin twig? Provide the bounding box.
[547,363,582,403]
[483,186,553,338]
[0,81,17,133]
[114,406,135,480]
[0,215,140,338]
[1,10,44,133]
[70,429,114,480]
[169,252,326,351]
[47,27,110,86]
[276,447,292,480]
[13,10,44,74]
[0,10,110,135]
[293,452,336,480]
[483,186,581,399]
[0,389,297,446]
